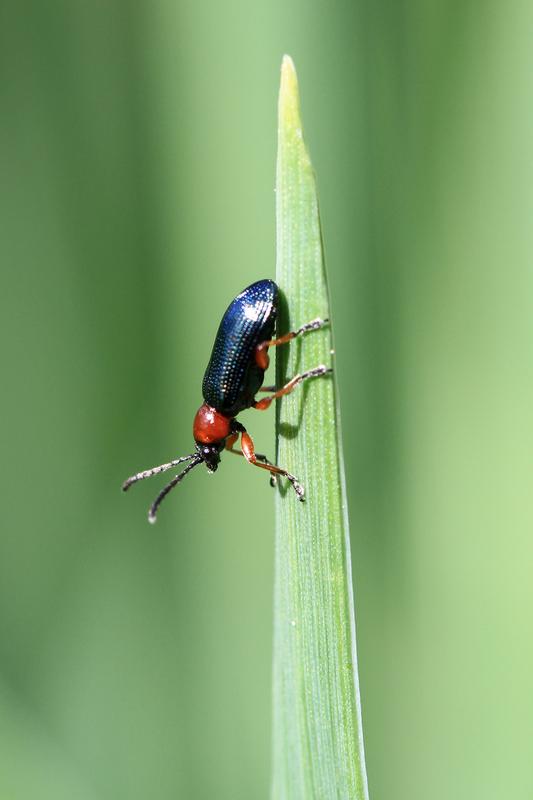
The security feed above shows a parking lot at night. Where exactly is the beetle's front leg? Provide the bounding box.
[225,425,277,486]
[238,426,304,501]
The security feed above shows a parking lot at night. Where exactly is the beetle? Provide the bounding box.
[122,279,331,522]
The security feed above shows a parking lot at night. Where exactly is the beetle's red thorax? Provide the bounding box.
[193,403,231,444]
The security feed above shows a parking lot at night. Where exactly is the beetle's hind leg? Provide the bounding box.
[255,317,329,370]
[253,364,332,411]
[236,426,304,500]
[259,316,329,351]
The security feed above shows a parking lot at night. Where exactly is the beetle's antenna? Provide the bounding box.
[148,456,203,524]
[122,454,197,492]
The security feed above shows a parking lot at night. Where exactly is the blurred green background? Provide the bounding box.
[1,1,532,799]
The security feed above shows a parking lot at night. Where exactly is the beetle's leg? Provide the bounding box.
[225,432,240,451]
[240,428,304,501]
[255,317,329,369]
[122,453,197,492]
[253,364,332,411]
[225,431,277,486]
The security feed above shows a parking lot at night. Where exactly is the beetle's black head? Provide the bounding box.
[196,442,223,473]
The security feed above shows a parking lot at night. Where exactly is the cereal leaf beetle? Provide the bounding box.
[123,279,331,522]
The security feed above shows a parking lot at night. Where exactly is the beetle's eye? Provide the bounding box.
[203,447,210,455]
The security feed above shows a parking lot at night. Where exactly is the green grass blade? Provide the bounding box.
[272,56,369,800]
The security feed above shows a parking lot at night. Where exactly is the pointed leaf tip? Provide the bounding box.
[279,55,301,132]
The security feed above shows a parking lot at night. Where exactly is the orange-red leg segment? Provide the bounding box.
[225,430,277,484]
[240,431,304,500]
[225,432,239,451]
